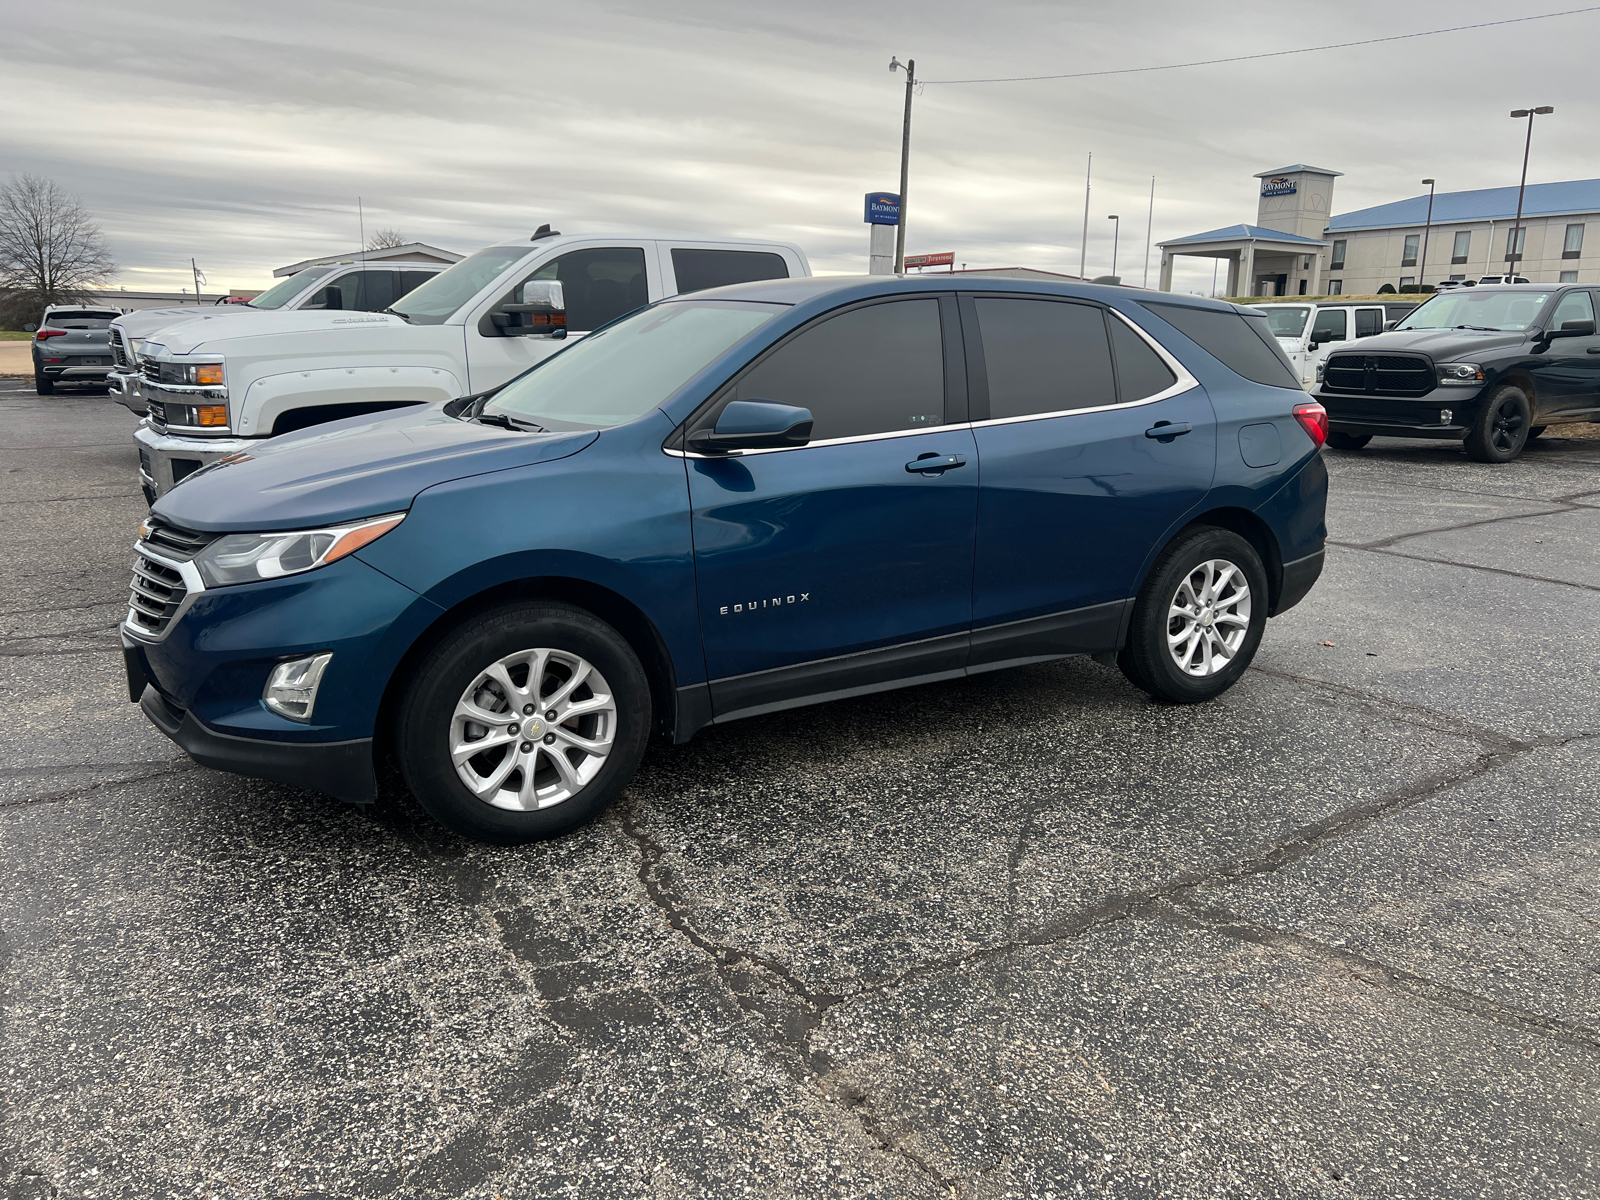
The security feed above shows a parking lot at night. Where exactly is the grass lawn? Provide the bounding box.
[0,331,35,340]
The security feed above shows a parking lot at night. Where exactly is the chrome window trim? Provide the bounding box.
[665,421,969,459]
[122,542,206,645]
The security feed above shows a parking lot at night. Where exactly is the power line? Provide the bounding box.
[922,7,1600,84]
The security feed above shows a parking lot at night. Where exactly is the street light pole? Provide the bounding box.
[1508,106,1553,275]
[1418,178,1436,289]
[1108,215,1120,279]
[1142,176,1155,288]
[1079,153,1091,280]
[889,57,916,273]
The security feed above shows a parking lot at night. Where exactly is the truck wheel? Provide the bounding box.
[1325,432,1371,451]
[1464,385,1531,463]
[1118,527,1268,704]
[396,601,651,844]
[34,372,54,396]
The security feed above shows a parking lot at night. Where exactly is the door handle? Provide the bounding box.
[1145,421,1193,440]
[1586,347,1600,354]
[905,453,967,474]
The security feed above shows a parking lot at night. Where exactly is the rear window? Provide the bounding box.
[1140,302,1302,390]
[671,249,789,295]
[44,311,116,326]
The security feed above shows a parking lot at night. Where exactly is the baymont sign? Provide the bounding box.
[1261,177,1298,197]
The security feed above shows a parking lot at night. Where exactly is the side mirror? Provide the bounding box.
[1310,328,1335,346]
[494,279,567,337]
[22,323,36,332]
[1382,319,1398,331]
[685,400,813,454]
[1558,319,1597,337]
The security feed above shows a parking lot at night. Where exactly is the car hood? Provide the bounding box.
[1333,328,1528,359]
[152,404,598,532]
[113,305,254,342]
[141,309,410,354]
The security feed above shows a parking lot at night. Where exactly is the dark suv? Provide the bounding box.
[123,277,1329,845]
[1313,284,1600,461]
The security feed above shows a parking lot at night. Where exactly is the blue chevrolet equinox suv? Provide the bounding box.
[122,276,1329,844]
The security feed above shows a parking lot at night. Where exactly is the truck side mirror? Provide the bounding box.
[492,279,568,337]
[1310,328,1335,346]
[685,401,813,454]
[1382,319,1398,331]
[1547,319,1596,339]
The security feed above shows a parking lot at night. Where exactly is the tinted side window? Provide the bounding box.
[531,247,649,331]
[672,249,789,295]
[355,271,396,312]
[1312,309,1348,341]
[303,279,351,311]
[397,271,434,297]
[975,298,1116,418]
[1551,290,1595,327]
[1142,303,1302,390]
[1109,318,1177,402]
[1354,308,1383,337]
[730,299,944,441]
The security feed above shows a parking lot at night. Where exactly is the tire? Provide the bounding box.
[34,372,54,396]
[1464,385,1531,463]
[396,602,651,844]
[1325,432,1371,451]
[1118,527,1269,704]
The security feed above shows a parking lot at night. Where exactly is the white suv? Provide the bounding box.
[1254,300,1417,386]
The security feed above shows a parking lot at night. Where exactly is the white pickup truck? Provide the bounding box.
[133,230,808,499]
[109,258,449,416]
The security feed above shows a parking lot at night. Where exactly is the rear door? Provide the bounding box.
[1354,307,1385,339]
[964,295,1215,667]
[1307,308,1348,379]
[663,245,794,295]
[686,295,979,717]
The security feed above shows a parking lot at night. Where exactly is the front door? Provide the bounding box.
[962,296,1216,665]
[465,244,658,392]
[1531,290,1600,420]
[686,296,979,718]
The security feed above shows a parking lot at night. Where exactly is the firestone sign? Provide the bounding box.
[864,193,901,225]
[1260,177,1298,197]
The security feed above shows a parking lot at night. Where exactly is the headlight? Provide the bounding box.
[193,513,405,587]
[1436,362,1485,386]
[151,360,225,387]
[1315,360,1327,383]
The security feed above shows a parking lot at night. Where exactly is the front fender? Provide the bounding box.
[237,365,465,436]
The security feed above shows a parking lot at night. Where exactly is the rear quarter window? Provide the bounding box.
[1140,302,1302,390]
[671,249,789,295]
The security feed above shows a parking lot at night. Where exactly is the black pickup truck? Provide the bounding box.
[1311,283,1600,462]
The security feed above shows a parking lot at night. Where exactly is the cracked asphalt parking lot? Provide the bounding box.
[1,375,1597,1200]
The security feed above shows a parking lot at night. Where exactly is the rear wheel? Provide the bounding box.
[1118,527,1268,704]
[1464,385,1531,463]
[1325,432,1371,451]
[396,602,651,844]
[33,372,54,396]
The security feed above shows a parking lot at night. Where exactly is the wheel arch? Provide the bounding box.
[1171,506,1285,615]
[373,575,681,764]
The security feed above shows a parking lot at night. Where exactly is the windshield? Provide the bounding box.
[1261,307,1311,338]
[484,300,783,430]
[247,267,335,310]
[389,246,530,324]
[1395,288,1555,332]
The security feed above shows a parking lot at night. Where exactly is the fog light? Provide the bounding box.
[1440,409,1453,424]
[196,404,228,427]
[264,652,333,722]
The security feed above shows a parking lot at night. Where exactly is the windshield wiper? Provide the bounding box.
[382,307,412,323]
[474,411,546,433]
[1454,324,1502,332]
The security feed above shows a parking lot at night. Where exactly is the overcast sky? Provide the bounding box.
[6,0,1600,295]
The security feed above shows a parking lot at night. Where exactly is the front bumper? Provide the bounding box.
[1315,387,1483,440]
[134,421,254,500]
[108,369,147,415]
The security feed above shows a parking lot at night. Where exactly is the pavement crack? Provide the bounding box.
[1156,897,1600,1053]
[1328,541,1600,593]
[1349,503,1579,551]
[0,760,197,811]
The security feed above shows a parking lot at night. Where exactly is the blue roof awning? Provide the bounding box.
[1159,223,1327,248]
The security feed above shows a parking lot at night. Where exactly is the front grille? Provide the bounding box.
[111,330,131,368]
[142,359,161,382]
[125,519,216,639]
[147,400,167,429]
[1322,353,1435,398]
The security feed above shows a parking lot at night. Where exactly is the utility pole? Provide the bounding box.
[190,258,204,304]
[1143,176,1155,287]
[1079,153,1092,280]
[1508,106,1553,274]
[1108,215,1121,279]
[889,57,916,272]
[1417,179,1436,289]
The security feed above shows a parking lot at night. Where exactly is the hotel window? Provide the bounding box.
[1505,227,1526,261]
[1329,240,1346,270]
[1560,270,1579,283]
[1401,234,1419,267]
[1451,231,1471,264]
[1450,274,1466,282]
[1327,279,1343,295]
[1563,224,1584,259]
[1399,277,1416,289]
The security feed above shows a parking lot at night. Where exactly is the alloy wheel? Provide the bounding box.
[1166,559,1252,677]
[449,648,616,811]
[1491,397,1527,454]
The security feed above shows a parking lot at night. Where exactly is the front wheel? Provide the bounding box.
[396,602,651,844]
[1464,385,1531,463]
[1118,527,1268,704]
[1325,432,1371,451]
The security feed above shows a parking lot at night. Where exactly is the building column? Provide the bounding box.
[1158,252,1174,292]
[1225,252,1240,297]
[1240,243,1257,297]
[1308,249,1324,296]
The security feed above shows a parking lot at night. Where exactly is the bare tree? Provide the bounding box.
[0,174,115,326]
[366,228,407,251]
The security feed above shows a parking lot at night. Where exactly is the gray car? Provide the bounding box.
[31,305,122,395]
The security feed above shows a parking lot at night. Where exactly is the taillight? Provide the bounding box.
[1293,401,1329,448]
[35,328,67,341]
